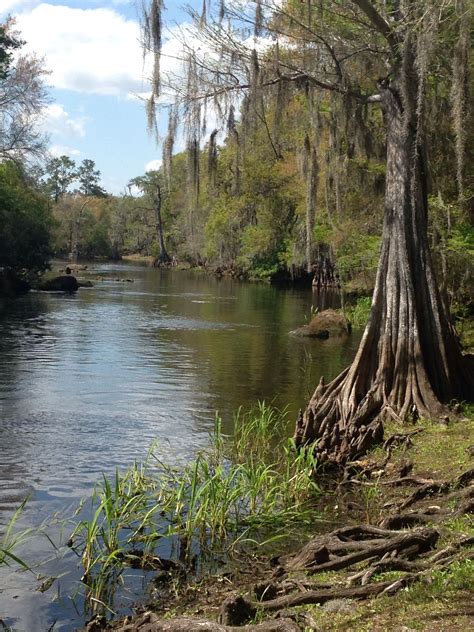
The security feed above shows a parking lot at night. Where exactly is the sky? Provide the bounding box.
[0,0,204,193]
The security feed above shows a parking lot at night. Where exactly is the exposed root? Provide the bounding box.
[382,428,424,452]
[293,365,467,467]
[256,577,417,611]
[380,466,474,527]
[394,467,474,512]
[348,475,434,488]
[283,526,439,573]
[99,613,300,631]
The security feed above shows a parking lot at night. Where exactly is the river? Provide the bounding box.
[0,262,360,631]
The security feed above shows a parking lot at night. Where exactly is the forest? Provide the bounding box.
[0,1,473,631]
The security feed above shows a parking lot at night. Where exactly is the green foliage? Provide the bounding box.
[428,193,473,304]
[44,155,77,203]
[204,194,241,263]
[342,296,372,329]
[82,220,113,258]
[44,156,107,202]
[447,222,474,258]
[77,159,107,198]
[336,233,381,282]
[35,2,471,294]
[0,21,22,80]
[0,161,52,274]
[314,222,333,245]
[404,559,474,603]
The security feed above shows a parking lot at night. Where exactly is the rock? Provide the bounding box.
[290,309,351,338]
[218,595,256,626]
[39,275,79,292]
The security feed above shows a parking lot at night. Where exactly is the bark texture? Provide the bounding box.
[295,59,473,465]
[152,184,171,266]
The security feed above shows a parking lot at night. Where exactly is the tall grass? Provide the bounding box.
[69,404,322,615]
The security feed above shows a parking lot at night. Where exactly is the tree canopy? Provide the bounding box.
[0,161,52,275]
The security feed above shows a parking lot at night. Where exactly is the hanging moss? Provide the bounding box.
[187,137,200,201]
[450,1,470,200]
[199,0,207,28]
[219,0,225,23]
[255,0,263,36]
[226,105,241,194]
[208,128,219,190]
[163,107,178,188]
[141,0,164,139]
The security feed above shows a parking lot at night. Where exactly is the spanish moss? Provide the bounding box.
[219,0,226,23]
[255,0,263,36]
[450,1,470,200]
[163,106,178,188]
[141,0,164,139]
[207,128,219,190]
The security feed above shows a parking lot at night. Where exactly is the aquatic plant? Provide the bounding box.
[69,404,322,614]
[0,498,33,571]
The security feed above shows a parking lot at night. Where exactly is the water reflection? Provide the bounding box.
[0,263,360,630]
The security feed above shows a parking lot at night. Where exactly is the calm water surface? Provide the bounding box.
[0,263,360,631]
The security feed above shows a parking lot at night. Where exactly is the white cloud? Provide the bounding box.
[0,0,36,16]
[15,4,148,96]
[145,158,162,172]
[40,103,88,137]
[50,143,81,157]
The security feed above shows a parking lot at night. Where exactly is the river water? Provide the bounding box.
[0,262,360,631]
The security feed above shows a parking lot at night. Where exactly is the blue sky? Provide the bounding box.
[0,1,203,193]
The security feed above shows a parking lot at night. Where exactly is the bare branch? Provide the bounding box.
[351,0,399,55]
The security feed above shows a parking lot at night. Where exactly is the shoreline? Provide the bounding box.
[80,412,474,632]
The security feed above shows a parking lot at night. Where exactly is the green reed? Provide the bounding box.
[0,498,34,571]
[70,404,322,615]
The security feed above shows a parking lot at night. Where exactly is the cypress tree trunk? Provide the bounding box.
[153,184,171,266]
[295,63,473,465]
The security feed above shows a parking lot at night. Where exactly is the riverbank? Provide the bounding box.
[81,409,474,632]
